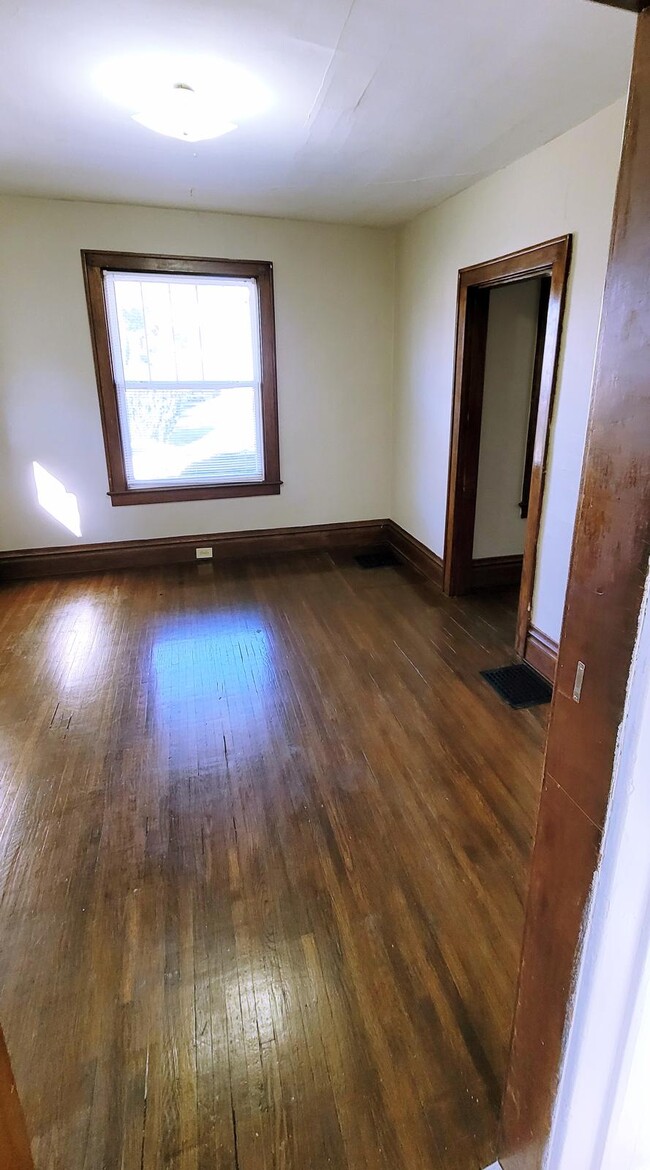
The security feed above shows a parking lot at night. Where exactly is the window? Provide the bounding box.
[82,251,280,505]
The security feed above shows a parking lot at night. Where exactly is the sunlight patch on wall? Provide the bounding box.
[33,462,82,537]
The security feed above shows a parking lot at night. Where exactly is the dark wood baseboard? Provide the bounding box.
[471,554,523,590]
[524,625,559,684]
[0,1026,33,1170]
[0,520,389,582]
[386,521,444,587]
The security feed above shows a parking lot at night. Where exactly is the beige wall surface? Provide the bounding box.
[0,197,396,549]
[473,278,541,562]
[393,100,626,642]
[0,103,627,646]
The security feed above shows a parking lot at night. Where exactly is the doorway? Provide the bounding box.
[443,236,571,670]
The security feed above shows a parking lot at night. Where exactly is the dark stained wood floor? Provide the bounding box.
[0,552,547,1170]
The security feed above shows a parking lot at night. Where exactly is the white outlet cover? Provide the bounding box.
[195,547,213,559]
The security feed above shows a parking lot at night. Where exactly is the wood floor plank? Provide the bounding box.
[0,553,546,1170]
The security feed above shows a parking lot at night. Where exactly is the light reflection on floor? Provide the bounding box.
[44,598,106,692]
[149,611,278,764]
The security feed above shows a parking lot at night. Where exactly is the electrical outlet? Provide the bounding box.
[195,547,213,560]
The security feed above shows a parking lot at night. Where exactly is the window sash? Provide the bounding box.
[103,271,266,490]
[118,380,259,391]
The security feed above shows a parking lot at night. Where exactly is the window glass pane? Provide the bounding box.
[197,283,256,382]
[142,281,179,381]
[104,271,267,490]
[110,276,258,385]
[112,281,149,381]
[169,283,203,382]
[120,386,263,487]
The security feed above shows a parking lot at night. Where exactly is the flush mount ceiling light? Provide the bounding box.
[132,82,236,142]
[96,54,271,144]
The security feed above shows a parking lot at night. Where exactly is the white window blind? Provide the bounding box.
[103,271,264,489]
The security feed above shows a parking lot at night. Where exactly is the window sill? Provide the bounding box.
[109,482,282,506]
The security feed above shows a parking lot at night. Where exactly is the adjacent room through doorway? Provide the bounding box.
[443,237,571,684]
[473,277,548,592]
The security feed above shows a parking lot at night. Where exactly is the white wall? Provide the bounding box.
[545,565,650,1170]
[473,279,541,561]
[393,100,626,642]
[0,196,396,549]
[0,103,627,596]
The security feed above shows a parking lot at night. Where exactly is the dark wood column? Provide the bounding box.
[499,7,650,1169]
[0,1026,34,1170]
[591,0,644,10]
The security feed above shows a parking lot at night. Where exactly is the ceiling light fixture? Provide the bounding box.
[132,82,236,143]
[96,54,271,145]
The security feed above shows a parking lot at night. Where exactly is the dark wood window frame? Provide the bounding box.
[81,250,281,506]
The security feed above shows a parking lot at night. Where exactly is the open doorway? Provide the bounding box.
[443,236,572,679]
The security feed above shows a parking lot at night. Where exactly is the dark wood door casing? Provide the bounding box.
[591,0,645,10]
[499,9,650,1169]
[519,279,551,521]
[443,237,571,659]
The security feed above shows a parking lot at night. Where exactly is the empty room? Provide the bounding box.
[1,2,649,1170]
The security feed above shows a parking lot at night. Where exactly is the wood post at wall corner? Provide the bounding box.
[0,1025,34,1170]
[499,8,650,1169]
[590,0,645,12]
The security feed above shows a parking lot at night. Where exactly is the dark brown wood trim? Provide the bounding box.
[590,0,644,11]
[0,1025,33,1170]
[80,250,281,506]
[443,237,572,667]
[471,554,523,590]
[0,520,389,582]
[519,279,551,520]
[81,251,273,278]
[444,280,490,596]
[515,244,572,660]
[457,239,570,288]
[500,11,650,1168]
[82,257,126,497]
[108,482,282,506]
[259,260,282,489]
[501,778,602,1170]
[386,520,444,587]
[523,625,559,684]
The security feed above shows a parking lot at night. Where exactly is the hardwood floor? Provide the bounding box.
[0,552,547,1170]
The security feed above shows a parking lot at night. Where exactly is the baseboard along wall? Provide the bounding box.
[0,518,444,585]
[0,520,390,581]
[524,624,559,683]
[0,518,559,688]
[471,554,523,590]
[385,520,444,586]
